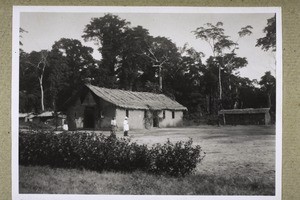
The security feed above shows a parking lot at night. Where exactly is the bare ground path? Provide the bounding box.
[104,125,275,181]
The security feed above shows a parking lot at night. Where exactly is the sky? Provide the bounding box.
[19,9,276,81]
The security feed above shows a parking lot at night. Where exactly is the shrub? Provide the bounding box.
[149,139,204,176]
[19,131,204,176]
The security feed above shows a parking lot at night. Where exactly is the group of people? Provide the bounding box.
[110,116,129,137]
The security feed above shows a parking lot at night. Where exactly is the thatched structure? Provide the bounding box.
[19,111,66,126]
[66,84,187,130]
[86,84,186,111]
[218,108,271,125]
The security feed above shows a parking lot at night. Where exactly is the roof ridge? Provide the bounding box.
[86,84,166,96]
[85,84,187,111]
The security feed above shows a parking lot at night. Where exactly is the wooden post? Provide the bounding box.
[223,114,226,125]
[265,111,271,125]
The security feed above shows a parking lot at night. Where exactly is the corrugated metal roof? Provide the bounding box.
[86,84,187,111]
[219,108,270,115]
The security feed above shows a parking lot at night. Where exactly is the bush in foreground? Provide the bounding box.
[19,131,204,176]
[149,139,203,176]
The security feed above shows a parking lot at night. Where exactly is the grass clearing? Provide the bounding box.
[19,125,275,195]
[19,166,275,195]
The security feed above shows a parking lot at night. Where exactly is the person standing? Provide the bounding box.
[123,116,129,136]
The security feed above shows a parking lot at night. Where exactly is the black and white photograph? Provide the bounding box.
[12,6,282,200]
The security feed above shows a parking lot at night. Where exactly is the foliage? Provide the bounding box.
[82,14,181,92]
[193,22,253,113]
[19,27,28,46]
[82,14,130,88]
[19,14,276,120]
[19,50,49,112]
[259,71,276,111]
[117,26,153,90]
[19,39,96,113]
[149,138,204,176]
[256,15,276,52]
[50,38,97,110]
[19,131,204,177]
[259,71,276,93]
[19,50,41,113]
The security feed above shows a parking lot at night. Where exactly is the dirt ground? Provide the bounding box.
[105,125,275,182]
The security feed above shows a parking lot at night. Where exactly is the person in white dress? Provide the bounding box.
[123,117,129,136]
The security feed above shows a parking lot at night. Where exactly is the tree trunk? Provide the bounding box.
[267,92,271,108]
[158,66,162,91]
[39,78,45,111]
[218,65,222,100]
[218,65,223,112]
[128,81,133,91]
[206,94,210,113]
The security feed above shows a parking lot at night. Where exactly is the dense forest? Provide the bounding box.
[19,14,276,121]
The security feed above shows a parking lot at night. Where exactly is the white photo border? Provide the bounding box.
[12,6,282,200]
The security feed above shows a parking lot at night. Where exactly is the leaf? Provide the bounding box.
[238,25,253,37]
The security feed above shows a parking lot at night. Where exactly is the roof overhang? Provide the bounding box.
[219,108,270,115]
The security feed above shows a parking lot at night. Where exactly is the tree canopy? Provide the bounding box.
[193,22,253,113]
[19,14,276,122]
[256,15,276,52]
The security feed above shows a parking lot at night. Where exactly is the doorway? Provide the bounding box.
[84,106,95,129]
[153,111,159,127]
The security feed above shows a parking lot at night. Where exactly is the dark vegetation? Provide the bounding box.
[19,14,276,121]
[19,131,205,177]
[19,121,53,131]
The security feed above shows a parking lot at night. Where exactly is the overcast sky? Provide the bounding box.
[20,10,276,81]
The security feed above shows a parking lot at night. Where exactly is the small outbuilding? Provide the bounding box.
[20,111,67,126]
[218,108,271,125]
[19,113,34,122]
[65,84,187,131]
[31,111,54,123]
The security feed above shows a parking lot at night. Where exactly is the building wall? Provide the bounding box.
[159,110,184,128]
[114,109,184,130]
[67,95,117,130]
[116,108,145,130]
[67,93,184,130]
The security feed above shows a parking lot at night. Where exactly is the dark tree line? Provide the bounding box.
[19,14,276,120]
